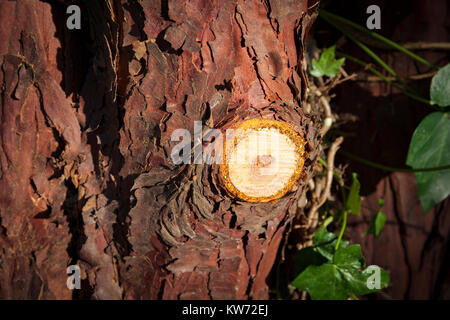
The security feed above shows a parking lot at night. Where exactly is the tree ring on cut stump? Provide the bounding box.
[220,119,306,202]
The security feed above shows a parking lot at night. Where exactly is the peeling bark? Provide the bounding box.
[0,0,320,299]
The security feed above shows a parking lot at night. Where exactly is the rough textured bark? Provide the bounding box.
[0,0,320,299]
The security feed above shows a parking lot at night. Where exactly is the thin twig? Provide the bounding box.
[307,1,320,11]
[306,137,344,228]
[300,290,308,300]
[311,86,334,136]
[333,34,450,52]
[402,42,450,51]
[355,70,438,82]
[322,70,358,92]
[339,66,349,78]
[331,72,358,86]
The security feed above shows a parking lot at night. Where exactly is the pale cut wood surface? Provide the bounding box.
[228,128,300,198]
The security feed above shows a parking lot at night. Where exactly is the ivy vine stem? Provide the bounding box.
[335,210,348,251]
[319,216,334,230]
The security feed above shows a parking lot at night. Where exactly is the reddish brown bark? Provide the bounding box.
[0,0,320,299]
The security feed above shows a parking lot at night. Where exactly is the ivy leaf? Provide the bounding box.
[312,226,348,261]
[333,244,365,269]
[366,211,387,237]
[406,112,450,213]
[345,173,361,215]
[313,226,337,244]
[292,264,349,300]
[293,227,348,275]
[431,64,450,107]
[337,265,390,297]
[292,245,389,300]
[293,247,328,276]
[310,46,345,78]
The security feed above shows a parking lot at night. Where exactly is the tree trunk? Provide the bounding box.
[0,0,320,299]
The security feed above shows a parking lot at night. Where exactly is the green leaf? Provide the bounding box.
[312,227,348,261]
[338,265,390,296]
[292,244,390,300]
[336,245,389,296]
[293,247,328,276]
[292,264,349,300]
[313,226,337,245]
[293,227,348,276]
[431,64,450,107]
[366,211,387,237]
[406,112,450,213]
[346,173,361,215]
[333,245,365,269]
[310,46,345,78]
